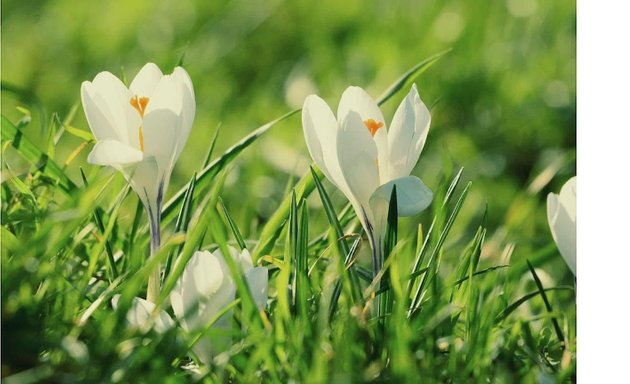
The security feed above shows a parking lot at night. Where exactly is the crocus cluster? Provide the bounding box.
[114,246,268,364]
[81,61,435,365]
[302,85,433,274]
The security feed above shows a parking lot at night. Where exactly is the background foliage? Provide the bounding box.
[2,0,575,382]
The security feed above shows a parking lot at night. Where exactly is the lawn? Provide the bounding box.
[2,0,576,382]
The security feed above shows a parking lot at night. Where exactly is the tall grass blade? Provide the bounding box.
[379,186,398,323]
[526,260,565,345]
[80,168,118,280]
[1,115,77,194]
[406,167,464,299]
[409,181,472,316]
[163,172,197,281]
[161,109,299,224]
[495,286,574,323]
[218,197,247,251]
[253,167,319,261]
[376,49,451,105]
[310,166,362,315]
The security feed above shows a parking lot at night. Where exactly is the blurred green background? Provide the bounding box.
[2,0,575,273]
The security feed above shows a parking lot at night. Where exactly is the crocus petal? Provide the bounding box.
[302,95,342,185]
[337,110,380,214]
[337,86,389,180]
[170,250,236,332]
[81,77,130,143]
[387,84,431,180]
[142,109,179,161]
[142,74,182,172]
[245,267,268,309]
[144,73,183,116]
[337,86,385,130]
[129,63,163,97]
[89,72,134,140]
[547,177,576,274]
[112,295,174,334]
[87,139,144,165]
[369,175,433,217]
[172,67,196,159]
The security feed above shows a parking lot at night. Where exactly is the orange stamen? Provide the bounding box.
[130,96,150,117]
[364,118,383,137]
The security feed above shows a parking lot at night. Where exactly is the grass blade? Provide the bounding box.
[218,197,247,251]
[80,168,118,280]
[376,49,451,105]
[379,186,398,323]
[495,286,574,323]
[161,109,299,225]
[253,167,320,261]
[1,115,77,194]
[163,172,197,281]
[409,181,472,316]
[526,260,565,345]
[310,166,362,315]
[406,167,464,299]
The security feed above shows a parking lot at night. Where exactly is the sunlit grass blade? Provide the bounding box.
[218,196,247,251]
[1,82,47,130]
[406,167,464,299]
[1,115,77,194]
[526,260,565,346]
[288,192,299,308]
[203,123,222,168]
[328,235,362,322]
[451,265,510,287]
[81,183,129,291]
[296,198,310,320]
[159,170,228,304]
[310,166,362,315]
[408,180,472,316]
[448,211,486,302]
[376,49,451,105]
[80,168,118,280]
[161,109,299,224]
[379,186,398,323]
[495,286,574,323]
[163,172,197,282]
[253,167,320,261]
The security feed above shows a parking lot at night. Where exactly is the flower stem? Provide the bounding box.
[146,210,161,303]
[368,231,383,279]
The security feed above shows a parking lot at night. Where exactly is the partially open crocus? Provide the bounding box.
[114,246,267,365]
[81,63,195,301]
[547,176,576,275]
[170,247,268,364]
[302,85,433,276]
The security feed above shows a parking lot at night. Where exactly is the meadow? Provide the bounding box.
[2,0,576,382]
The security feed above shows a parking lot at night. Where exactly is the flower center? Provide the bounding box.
[130,96,149,117]
[130,96,150,151]
[364,118,383,137]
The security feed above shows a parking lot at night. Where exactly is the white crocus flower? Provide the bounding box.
[302,85,433,275]
[81,63,195,302]
[170,247,268,364]
[113,246,267,365]
[547,176,576,275]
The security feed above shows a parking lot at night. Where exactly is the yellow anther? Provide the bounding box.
[364,118,383,137]
[130,96,149,117]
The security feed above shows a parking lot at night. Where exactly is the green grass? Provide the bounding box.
[2,1,575,382]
